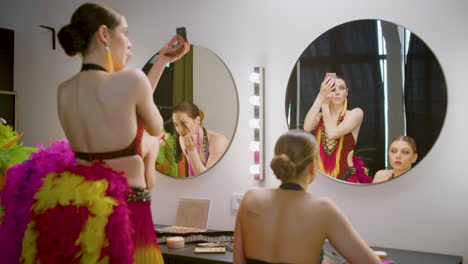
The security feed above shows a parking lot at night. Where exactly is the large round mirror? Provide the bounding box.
[285,19,446,184]
[143,45,238,178]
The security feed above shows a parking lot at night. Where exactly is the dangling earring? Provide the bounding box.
[340,98,348,117]
[105,46,115,72]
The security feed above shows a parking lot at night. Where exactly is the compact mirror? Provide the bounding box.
[285,19,446,184]
[143,45,238,178]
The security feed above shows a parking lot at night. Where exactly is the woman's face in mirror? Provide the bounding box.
[389,140,418,172]
[172,112,200,137]
[331,78,348,106]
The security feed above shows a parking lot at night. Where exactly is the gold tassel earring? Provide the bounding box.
[105,46,115,72]
[340,98,347,117]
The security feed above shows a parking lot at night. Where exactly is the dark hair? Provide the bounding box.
[335,74,348,89]
[58,2,122,56]
[391,136,417,153]
[172,101,204,163]
[270,130,318,182]
[173,101,204,122]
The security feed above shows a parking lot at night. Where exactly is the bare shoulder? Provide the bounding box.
[113,68,148,83]
[57,74,78,101]
[348,107,364,119]
[242,188,273,204]
[208,130,229,145]
[315,196,336,208]
[243,188,265,200]
[373,170,391,183]
[57,74,77,91]
[110,68,151,97]
[312,196,342,216]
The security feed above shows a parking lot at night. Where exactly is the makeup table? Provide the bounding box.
[323,242,462,264]
[155,225,462,264]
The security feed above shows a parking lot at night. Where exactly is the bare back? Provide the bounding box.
[238,189,328,263]
[236,189,381,264]
[58,69,147,188]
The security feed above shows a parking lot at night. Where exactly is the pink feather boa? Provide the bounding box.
[343,155,373,183]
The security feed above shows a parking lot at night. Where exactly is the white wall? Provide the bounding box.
[1,0,467,261]
[193,45,238,141]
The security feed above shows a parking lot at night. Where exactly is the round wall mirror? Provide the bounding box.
[143,45,239,178]
[285,19,447,184]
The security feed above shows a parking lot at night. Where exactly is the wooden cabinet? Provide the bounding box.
[0,28,15,129]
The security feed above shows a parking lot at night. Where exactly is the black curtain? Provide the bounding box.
[404,35,447,164]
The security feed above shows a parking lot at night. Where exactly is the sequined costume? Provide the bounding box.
[314,116,372,183]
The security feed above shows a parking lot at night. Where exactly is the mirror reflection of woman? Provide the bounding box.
[172,101,229,176]
[303,75,372,183]
[373,136,418,183]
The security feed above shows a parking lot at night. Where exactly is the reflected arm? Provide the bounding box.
[303,95,324,132]
[186,148,207,174]
[322,107,363,140]
[304,77,335,132]
[186,134,228,175]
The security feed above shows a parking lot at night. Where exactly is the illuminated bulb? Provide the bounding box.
[249,72,260,84]
[249,95,260,106]
[249,119,260,129]
[249,164,260,174]
[249,141,260,152]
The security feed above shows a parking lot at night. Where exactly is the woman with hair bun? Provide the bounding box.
[0,2,189,263]
[234,130,381,264]
[171,101,229,176]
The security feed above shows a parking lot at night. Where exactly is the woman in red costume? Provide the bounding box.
[0,2,189,263]
[303,75,372,183]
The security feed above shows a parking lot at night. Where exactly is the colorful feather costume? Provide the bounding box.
[0,140,134,264]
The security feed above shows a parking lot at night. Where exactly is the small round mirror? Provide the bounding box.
[143,45,239,178]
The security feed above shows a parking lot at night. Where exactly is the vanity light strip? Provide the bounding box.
[250,67,265,181]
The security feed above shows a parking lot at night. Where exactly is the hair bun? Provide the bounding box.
[198,109,204,122]
[57,24,86,56]
[270,154,296,181]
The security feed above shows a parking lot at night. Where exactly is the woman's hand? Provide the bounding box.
[159,35,190,63]
[347,150,354,167]
[159,133,168,146]
[184,133,197,152]
[318,76,335,103]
